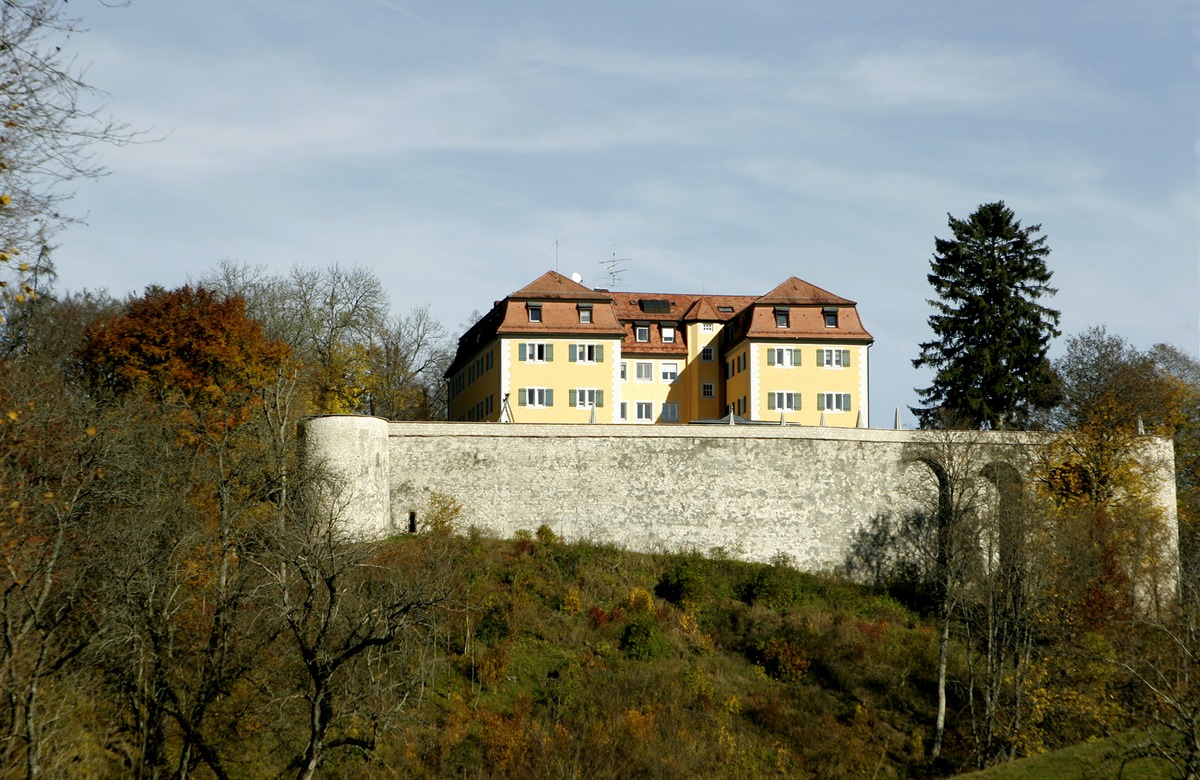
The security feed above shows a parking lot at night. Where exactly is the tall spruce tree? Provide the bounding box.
[912,201,1061,429]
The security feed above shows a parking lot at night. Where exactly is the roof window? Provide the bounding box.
[640,299,671,314]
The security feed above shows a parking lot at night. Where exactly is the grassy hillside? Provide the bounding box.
[349,527,954,778]
[953,734,1176,780]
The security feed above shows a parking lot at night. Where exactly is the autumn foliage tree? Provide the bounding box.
[76,286,293,778]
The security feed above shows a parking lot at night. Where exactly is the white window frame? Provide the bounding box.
[768,391,801,411]
[701,382,715,399]
[620,361,627,381]
[818,348,850,368]
[774,307,789,328]
[522,342,550,363]
[702,323,715,333]
[619,401,628,421]
[661,362,679,383]
[768,348,801,368]
[528,304,542,323]
[523,387,552,408]
[635,401,653,422]
[573,343,600,363]
[661,326,675,343]
[818,392,851,412]
[579,305,593,324]
[660,403,679,423]
[635,361,653,382]
[635,325,650,342]
[574,388,599,408]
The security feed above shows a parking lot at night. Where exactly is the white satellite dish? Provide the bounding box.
[571,272,583,283]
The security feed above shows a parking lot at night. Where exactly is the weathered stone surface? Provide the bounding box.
[301,418,1179,570]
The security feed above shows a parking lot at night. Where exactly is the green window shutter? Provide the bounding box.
[842,349,851,367]
[596,390,604,407]
[546,389,554,406]
[596,344,604,362]
[519,343,527,362]
[569,389,577,407]
[816,350,825,367]
[844,394,852,412]
[545,344,554,362]
[518,389,527,406]
[767,349,776,366]
[569,344,577,362]
[796,393,802,410]
[817,393,825,411]
[792,349,801,366]
[768,393,776,410]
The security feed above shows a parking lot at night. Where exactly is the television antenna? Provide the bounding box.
[600,249,630,289]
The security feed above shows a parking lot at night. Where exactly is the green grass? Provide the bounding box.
[954,734,1176,780]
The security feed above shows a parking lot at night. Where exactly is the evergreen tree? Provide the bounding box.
[912,201,1061,429]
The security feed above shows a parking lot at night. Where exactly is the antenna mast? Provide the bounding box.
[600,248,630,289]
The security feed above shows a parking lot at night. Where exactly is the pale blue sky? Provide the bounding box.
[54,0,1197,426]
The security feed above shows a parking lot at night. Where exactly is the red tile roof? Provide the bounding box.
[446,271,872,377]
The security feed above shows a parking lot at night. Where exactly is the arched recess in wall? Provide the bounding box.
[979,460,1026,580]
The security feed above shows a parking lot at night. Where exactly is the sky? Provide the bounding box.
[48,0,1198,427]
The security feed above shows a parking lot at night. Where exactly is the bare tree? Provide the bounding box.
[253,480,456,780]
[0,362,106,777]
[1,0,136,310]
[365,306,453,420]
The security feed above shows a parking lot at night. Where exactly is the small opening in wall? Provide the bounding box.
[408,511,417,533]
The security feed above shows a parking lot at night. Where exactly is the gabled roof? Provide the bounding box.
[446,270,873,378]
[510,270,613,302]
[756,276,855,306]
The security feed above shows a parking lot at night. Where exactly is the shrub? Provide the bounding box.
[620,618,669,661]
[477,598,510,642]
[587,606,609,628]
[759,637,810,682]
[622,586,655,613]
[476,641,511,690]
[535,523,559,544]
[655,556,710,607]
[425,491,462,535]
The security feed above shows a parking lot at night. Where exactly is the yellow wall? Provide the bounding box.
[506,337,621,423]
[450,332,868,427]
[683,322,725,421]
[617,355,688,423]
[725,343,751,417]
[448,342,501,421]
[753,343,865,426]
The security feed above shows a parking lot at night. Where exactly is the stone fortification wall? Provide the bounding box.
[301,417,1179,571]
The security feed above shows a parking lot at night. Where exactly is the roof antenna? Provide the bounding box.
[601,247,630,288]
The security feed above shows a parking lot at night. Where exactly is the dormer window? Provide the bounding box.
[774,306,790,328]
[661,325,675,343]
[823,306,838,328]
[578,303,593,324]
[527,303,542,323]
[635,325,650,342]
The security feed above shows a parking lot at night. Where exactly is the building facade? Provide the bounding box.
[445,271,874,426]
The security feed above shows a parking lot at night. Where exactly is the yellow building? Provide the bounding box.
[445,271,874,426]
